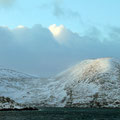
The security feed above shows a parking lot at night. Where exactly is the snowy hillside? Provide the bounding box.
[1,58,120,109]
[0,67,39,109]
[0,67,36,79]
[53,58,120,107]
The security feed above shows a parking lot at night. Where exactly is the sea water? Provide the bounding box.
[0,108,120,120]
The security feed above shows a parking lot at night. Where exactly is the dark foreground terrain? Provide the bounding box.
[0,108,120,120]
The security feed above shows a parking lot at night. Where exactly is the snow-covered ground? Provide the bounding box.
[1,58,120,109]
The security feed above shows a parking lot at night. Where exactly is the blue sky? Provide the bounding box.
[1,0,120,31]
[0,0,120,76]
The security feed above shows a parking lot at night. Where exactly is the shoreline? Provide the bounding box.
[0,107,120,111]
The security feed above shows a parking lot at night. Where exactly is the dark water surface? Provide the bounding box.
[0,108,120,120]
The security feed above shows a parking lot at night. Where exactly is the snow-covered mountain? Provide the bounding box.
[0,67,38,109]
[0,67,36,79]
[1,58,120,109]
[53,58,120,107]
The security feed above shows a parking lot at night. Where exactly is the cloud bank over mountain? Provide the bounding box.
[0,24,120,76]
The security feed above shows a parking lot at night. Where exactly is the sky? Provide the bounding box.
[0,0,120,76]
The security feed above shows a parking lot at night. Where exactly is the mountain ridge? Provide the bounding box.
[1,57,120,109]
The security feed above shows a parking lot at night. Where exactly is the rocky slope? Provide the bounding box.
[1,58,120,109]
[0,96,23,110]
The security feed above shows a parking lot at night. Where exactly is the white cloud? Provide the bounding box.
[49,24,66,44]
[49,24,80,45]
[49,24,64,37]
[16,25,25,29]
